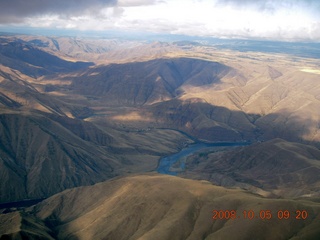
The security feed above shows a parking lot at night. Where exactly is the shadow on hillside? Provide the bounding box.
[0,38,93,78]
[59,57,243,106]
[145,99,320,147]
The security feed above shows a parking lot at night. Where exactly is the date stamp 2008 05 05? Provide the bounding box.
[212,209,309,221]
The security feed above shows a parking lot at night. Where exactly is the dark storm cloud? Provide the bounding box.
[0,0,117,23]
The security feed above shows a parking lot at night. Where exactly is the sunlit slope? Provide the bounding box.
[0,37,199,204]
[2,175,319,240]
[0,37,92,78]
[0,211,54,239]
[178,57,320,143]
[58,54,320,143]
[182,138,320,198]
[0,64,90,117]
[1,35,320,205]
[2,35,319,144]
[7,35,183,63]
[61,57,255,141]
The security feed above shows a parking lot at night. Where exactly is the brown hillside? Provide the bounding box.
[68,57,233,106]
[0,37,92,78]
[2,175,320,240]
[0,111,191,203]
[182,138,320,198]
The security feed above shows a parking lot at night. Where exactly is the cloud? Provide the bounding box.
[0,0,319,41]
[118,0,164,7]
[216,0,320,6]
[215,0,320,13]
[0,0,116,23]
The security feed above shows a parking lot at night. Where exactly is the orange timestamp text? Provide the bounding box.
[212,209,308,220]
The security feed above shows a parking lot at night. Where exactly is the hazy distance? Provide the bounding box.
[0,0,320,41]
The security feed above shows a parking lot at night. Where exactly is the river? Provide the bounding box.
[157,142,250,175]
[0,198,46,213]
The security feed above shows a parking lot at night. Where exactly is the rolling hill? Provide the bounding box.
[2,36,319,146]
[0,37,93,78]
[0,110,191,203]
[182,138,320,198]
[53,54,319,144]
[67,57,234,106]
[1,175,320,240]
[0,34,320,240]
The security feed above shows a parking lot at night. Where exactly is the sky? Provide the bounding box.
[0,0,319,41]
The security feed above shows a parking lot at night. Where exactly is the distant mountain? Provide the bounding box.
[211,39,320,59]
[0,37,201,204]
[1,34,320,208]
[1,175,320,239]
[58,57,257,142]
[182,138,320,198]
[59,54,320,144]
[0,37,93,77]
[3,35,180,64]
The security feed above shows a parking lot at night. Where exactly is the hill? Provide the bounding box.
[0,37,92,78]
[1,175,320,240]
[67,57,233,106]
[0,34,320,206]
[58,54,319,144]
[2,35,319,145]
[0,110,191,203]
[182,138,320,198]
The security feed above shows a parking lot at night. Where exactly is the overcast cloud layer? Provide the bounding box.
[0,0,319,41]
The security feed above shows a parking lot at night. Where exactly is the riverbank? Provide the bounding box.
[157,141,251,175]
[0,198,46,213]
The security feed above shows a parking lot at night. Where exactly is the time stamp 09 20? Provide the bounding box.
[212,209,309,220]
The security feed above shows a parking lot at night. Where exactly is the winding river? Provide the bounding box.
[157,142,250,175]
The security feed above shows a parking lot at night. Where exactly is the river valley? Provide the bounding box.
[157,142,251,175]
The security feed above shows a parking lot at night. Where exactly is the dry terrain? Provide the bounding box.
[2,175,320,240]
[0,34,320,239]
[181,138,320,198]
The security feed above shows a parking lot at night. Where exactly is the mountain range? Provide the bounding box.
[0,34,320,239]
